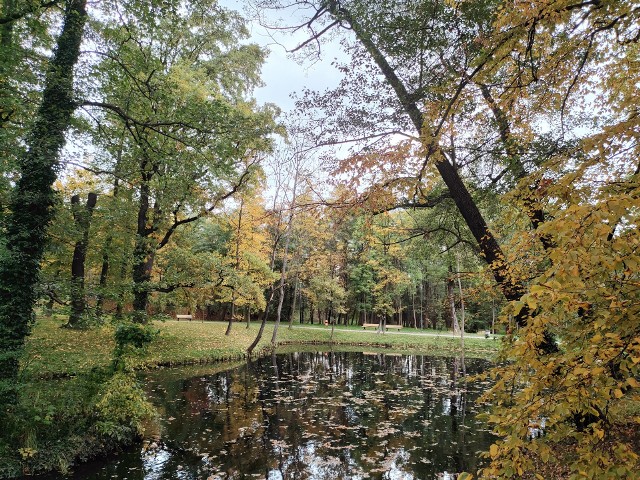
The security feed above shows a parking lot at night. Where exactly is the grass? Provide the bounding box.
[23,316,499,378]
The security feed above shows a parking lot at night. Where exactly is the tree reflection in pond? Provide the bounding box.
[64,351,495,479]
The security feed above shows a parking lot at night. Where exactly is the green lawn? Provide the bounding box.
[23,316,499,378]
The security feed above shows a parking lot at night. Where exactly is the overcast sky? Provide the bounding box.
[216,1,353,203]
[221,0,346,112]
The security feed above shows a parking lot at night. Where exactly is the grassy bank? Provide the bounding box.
[2,316,498,477]
[24,317,499,378]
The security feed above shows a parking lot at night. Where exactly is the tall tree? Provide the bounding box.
[66,191,97,328]
[476,1,640,477]
[223,185,274,335]
[261,0,554,343]
[260,1,640,475]
[0,0,87,406]
[270,146,304,344]
[84,0,278,320]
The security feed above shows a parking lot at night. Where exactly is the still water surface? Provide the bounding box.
[63,351,494,479]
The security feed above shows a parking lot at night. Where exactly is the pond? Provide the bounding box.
[60,351,495,479]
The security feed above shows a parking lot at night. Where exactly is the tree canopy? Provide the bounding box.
[0,0,638,478]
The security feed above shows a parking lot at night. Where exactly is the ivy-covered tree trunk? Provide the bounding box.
[132,239,155,322]
[96,173,122,318]
[67,192,97,328]
[0,0,87,406]
[0,0,17,131]
[131,171,155,323]
[95,245,110,317]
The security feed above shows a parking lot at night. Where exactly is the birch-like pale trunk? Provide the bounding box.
[271,163,300,345]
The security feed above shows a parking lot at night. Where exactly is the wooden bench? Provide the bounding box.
[176,314,193,321]
[385,324,402,330]
[362,323,379,329]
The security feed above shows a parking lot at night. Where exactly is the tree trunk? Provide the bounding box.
[115,260,127,319]
[288,277,299,330]
[271,164,299,345]
[330,311,335,341]
[419,280,425,329]
[132,241,155,321]
[0,0,17,130]
[299,293,305,324]
[412,291,417,328]
[327,1,556,353]
[327,2,526,307]
[448,265,460,335]
[96,165,122,318]
[226,292,236,336]
[249,187,284,349]
[227,197,244,336]
[456,254,466,352]
[95,247,110,318]
[131,173,155,322]
[67,192,97,328]
[0,0,87,406]
[247,288,276,356]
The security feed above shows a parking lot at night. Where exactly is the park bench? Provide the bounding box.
[176,314,193,321]
[362,323,402,331]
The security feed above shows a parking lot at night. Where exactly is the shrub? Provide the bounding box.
[93,373,155,443]
[112,322,158,370]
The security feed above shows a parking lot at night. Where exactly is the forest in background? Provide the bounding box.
[0,0,639,478]
[44,159,499,333]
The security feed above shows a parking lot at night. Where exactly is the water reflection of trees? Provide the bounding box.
[140,352,494,479]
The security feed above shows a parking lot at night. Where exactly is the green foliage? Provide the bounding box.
[0,366,154,477]
[112,322,158,370]
[93,372,155,442]
[114,322,157,351]
[7,0,639,477]
[85,0,280,315]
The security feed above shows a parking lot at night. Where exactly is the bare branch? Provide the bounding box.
[155,162,258,250]
[371,191,451,215]
[288,20,340,53]
[153,282,196,293]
